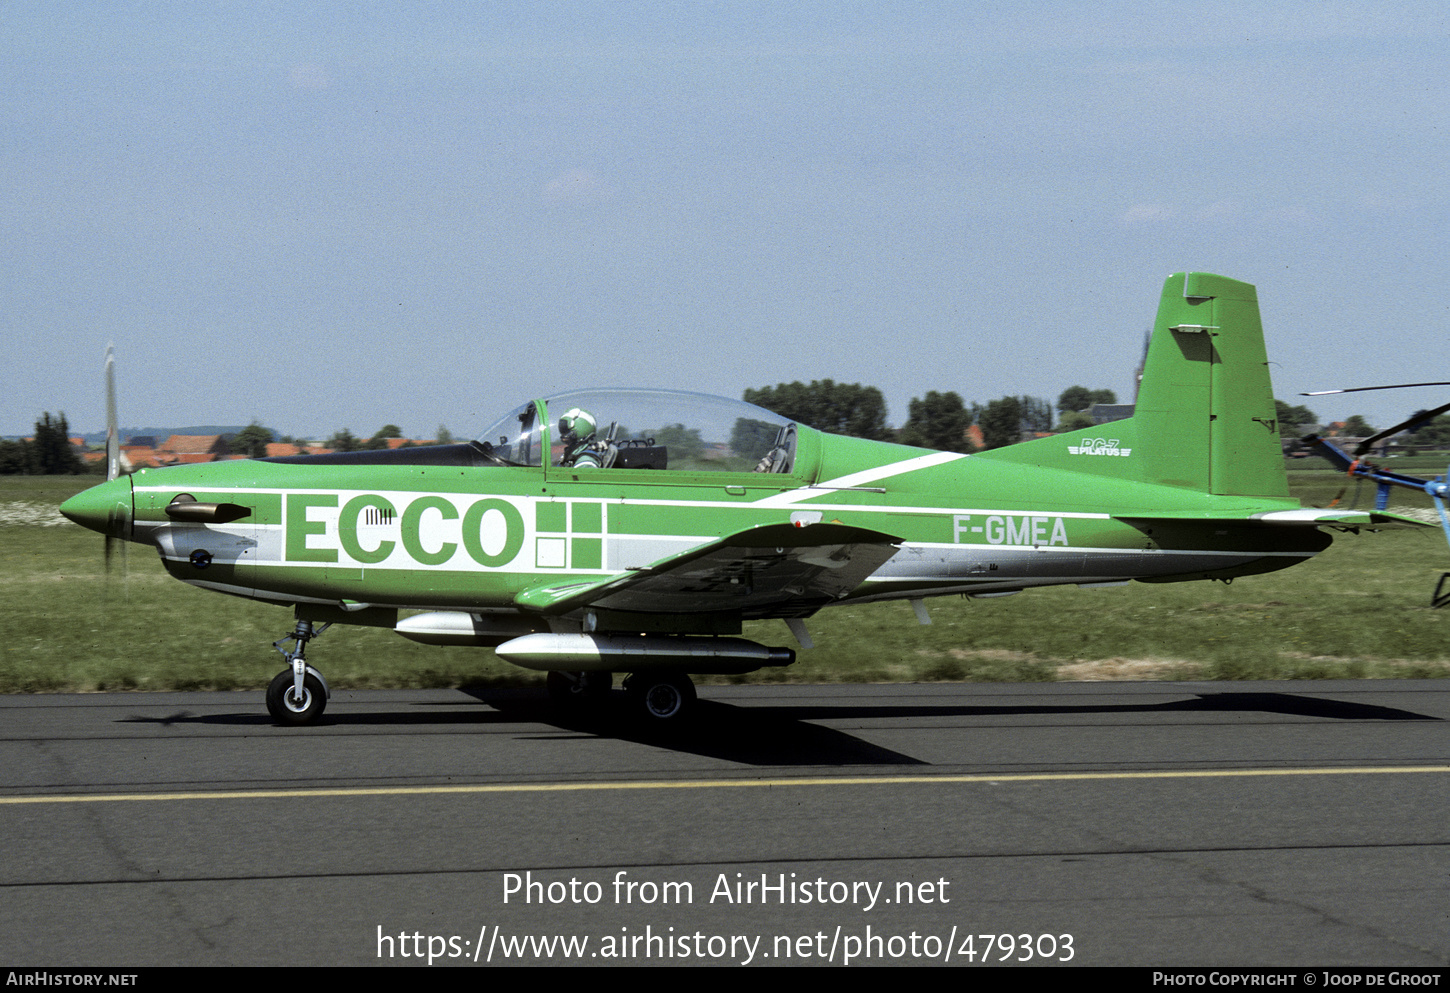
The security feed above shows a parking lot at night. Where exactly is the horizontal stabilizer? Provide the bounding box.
[1250,508,1431,529]
[1113,509,1430,529]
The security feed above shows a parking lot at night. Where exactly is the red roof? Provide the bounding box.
[158,434,225,454]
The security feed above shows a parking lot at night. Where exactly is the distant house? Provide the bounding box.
[119,445,159,470]
[1086,403,1135,425]
[254,442,337,458]
[158,435,227,456]
[120,434,231,467]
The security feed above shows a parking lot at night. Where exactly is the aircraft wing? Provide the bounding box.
[514,522,902,619]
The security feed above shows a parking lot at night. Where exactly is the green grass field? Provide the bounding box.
[2,470,1447,693]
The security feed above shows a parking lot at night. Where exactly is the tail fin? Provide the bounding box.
[979,272,1288,498]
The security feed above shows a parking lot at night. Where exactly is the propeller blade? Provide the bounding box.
[99,346,127,580]
[103,527,128,588]
[105,344,119,482]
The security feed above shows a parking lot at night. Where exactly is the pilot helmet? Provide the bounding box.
[558,407,597,442]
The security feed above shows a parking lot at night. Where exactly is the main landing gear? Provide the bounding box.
[624,670,697,722]
[547,669,697,723]
[266,617,332,726]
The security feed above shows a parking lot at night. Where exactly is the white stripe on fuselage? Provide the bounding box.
[751,450,970,508]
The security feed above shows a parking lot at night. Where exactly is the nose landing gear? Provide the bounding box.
[266,616,332,725]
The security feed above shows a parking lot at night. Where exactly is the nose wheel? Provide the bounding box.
[266,669,328,725]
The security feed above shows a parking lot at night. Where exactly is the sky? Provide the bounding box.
[2,2,1446,441]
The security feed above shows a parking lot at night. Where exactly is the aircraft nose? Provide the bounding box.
[60,475,132,538]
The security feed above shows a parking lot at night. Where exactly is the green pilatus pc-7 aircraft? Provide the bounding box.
[59,272,1425,725]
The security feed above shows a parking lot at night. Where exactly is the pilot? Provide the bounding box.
[557,407,604,468]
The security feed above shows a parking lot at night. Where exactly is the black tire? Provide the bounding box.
[266,669,327,725]
[630,671,696,722]
[546,670,613,706]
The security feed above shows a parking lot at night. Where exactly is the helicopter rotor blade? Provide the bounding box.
[1303,382,1450,396]
[1354,400,1450,459]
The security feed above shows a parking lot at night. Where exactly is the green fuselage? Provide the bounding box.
[63,424,1321,625]
[60,272,1370,654]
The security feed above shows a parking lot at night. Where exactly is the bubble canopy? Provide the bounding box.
[472,389,796,473]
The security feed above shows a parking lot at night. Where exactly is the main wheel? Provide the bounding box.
[546,670,612,706]
[629,671,696,722]
[266,669,327,725]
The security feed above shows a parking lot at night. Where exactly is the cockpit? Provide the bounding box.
[472,389,799,474]
[261,389,802,474]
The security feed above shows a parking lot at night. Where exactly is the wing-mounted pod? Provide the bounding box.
[494,633,795,674]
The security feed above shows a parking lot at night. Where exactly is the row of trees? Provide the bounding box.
[0,413,87,475]
[231,422,457,455]
[13,392,1434,476]
[1275,404,1450,452]
[322,424,407,453]
[1275,401,1379,438]
[742,381,891,441]
[1402,411,1450,449]
[0,415,462,475]
[743,380,1117,452]
[744,381,1416,454]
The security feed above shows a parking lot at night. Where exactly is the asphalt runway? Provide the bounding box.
[2,680,1449,967]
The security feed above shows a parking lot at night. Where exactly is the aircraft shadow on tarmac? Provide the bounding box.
[121,690,926,767]
[120,688,1439,769]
